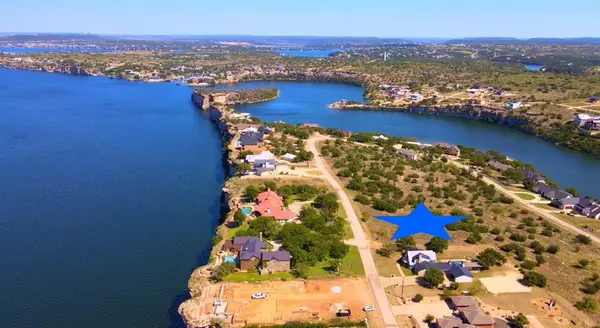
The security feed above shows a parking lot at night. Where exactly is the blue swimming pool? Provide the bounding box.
[241,207,252,215]
[223,256,236,263]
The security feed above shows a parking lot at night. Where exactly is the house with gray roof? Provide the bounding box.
[576,198,596,214]
[554,197,580,210]
[487,160,510,172]
[461,309,494,328]
[586,204,600,220]
[232,236,291,272]
[448,265,474,283]
[402,248,437,267]
[448,296,479,311]
[524,169,546,184]
[397,148,418,160]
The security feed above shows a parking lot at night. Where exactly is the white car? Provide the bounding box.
[251,292,267,299]
[213,300,223,306]
[363,305,375,312]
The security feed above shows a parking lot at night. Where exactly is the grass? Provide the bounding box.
[556,213,600,238]
[306,245,364,278]
[223,271,293,282]
[514,192,536,201]
[224,222,248,239]
[400,266,413,276]
[533,203,558,211]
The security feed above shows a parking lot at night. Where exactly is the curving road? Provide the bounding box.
[306,134,398,328]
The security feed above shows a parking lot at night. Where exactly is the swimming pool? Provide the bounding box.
[223,256,236,263]
[241,207,252,215]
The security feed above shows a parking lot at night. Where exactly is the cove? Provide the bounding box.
[212,80,600,198]
[0,68,224,328]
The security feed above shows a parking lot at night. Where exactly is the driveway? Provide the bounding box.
[307,134,398,327]
[391,297,453,328]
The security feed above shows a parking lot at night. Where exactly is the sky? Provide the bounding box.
[1,0,599,38]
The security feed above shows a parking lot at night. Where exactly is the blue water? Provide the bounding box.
[0,47,113,53]
[214,80,600,198]
[241,207,252,215]
[0,68,224,328]
[223,256,236,263]
[277,49,338,57]
[1,69,600,328]
[523,64,543,71]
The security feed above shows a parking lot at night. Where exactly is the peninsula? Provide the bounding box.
[2,49,599,156]
[178,86,600,328]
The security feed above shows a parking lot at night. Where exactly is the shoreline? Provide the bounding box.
[2,64,596,157]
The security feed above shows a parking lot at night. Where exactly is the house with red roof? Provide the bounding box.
[254,190,297,222]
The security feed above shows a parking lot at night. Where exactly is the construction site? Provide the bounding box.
[184,278,375,326]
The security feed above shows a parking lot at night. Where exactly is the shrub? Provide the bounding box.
[575,234,592,245]
[578,259,591,269]
[575,297,599,313]
[354,194,371,205]
[535,254,546,265]
[425,314,435,323]
[413,293,423,302]
[507,313,529,328]
[465,232,483,244]
[522,271,547,287]
[520,260,537,270]
[546,244,560,254]
[509,233,527,242]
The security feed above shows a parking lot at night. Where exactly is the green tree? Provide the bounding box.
[507,313,529,328]
[423,268,445,288]
[522,271,547,287]
[245,185,260,201]
[235,162,252,176]
[546,244,560,254]
[394,236,416,252]
[425,236,449,253]
[247,216,280,239]
[578,258,591,269]
[413,294,423,302]
[233,209,245,226]
[377,242,394,257]
[313,192,339,215]
[575,297,599,313]
[476,248,507,269]
[213,262,236,281]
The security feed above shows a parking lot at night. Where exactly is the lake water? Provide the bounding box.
[0,47,114,53]
[277,49,338,57]
[523,63,543,71]
[1,69,599,328]
[214,81,600,198]
[0,68,224,328]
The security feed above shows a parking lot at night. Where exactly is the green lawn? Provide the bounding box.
[306,245,364,278]
[556,214,600,238]
[223,271,293,282]
[401,266,414,276]
[514,192,536,201]
[533,203,557,211]
[224,222,248,239]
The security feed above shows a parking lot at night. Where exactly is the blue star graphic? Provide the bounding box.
[374,203,465,240]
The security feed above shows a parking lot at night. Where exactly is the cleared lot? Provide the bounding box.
[391,297,453,328]
[203,278,374,325]
[479,271,531,294]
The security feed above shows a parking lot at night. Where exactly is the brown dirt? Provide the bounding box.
[203,278,376,325]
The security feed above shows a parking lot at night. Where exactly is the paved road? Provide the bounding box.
[307,135,398,328]
[451,160,600,245]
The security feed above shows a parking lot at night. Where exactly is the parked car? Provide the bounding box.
[251,292,267,299]
[336,309,351,317]
[213,300,224,306]
[363,305,375,312]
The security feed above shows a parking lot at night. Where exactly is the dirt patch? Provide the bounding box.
[391,297,453,328]
[479,271,531,294]
[202,278,375,326]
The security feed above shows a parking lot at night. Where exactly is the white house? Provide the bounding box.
[402,248,437,267]
[245,151,274,163]
[398,148,418,160]
[372,135,389,140]
[574,113,600,126]
[281,153,297,161]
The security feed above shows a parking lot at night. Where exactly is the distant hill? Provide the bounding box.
[446,37,600,44]
[0,33,104,41]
